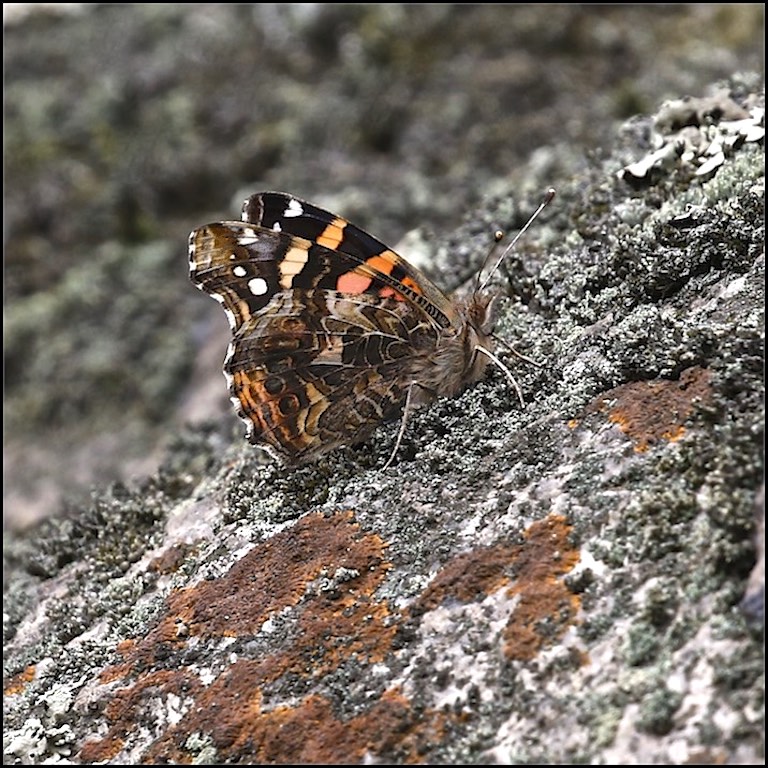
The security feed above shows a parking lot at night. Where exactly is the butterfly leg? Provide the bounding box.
[381,381,419,471]
[474,345,526,408]
[491,333,543,368]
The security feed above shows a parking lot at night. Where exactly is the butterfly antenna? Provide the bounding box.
[477,187,555,294]
[473,229,505,294]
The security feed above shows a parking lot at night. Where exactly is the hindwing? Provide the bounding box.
[225,290,437,460]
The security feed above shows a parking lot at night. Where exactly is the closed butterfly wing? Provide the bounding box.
[189,216,449,461]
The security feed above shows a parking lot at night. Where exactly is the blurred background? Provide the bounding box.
[3,4,764,528]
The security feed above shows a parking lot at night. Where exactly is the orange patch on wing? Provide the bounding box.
[365,254,397,275]
[233,370,259,413]
[316,218,346,250]
[337,271,373,294]
[336,251,417,299]
[400,275,423,295]
[378,285,406,302]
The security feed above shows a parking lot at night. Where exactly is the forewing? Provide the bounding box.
[243,191,459,330]
[189,221,291,335]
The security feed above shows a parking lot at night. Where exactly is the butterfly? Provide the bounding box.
[188,190,553,467]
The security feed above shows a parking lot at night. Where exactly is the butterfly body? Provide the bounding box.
[189,192,497,463]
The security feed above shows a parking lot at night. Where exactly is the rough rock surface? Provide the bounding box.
[3,5,764,765]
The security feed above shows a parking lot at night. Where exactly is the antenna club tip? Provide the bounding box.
[477,188,553,293]
[544,188,556,204]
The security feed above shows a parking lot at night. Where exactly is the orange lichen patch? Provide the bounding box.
[162,510,390,641]
[100,664,131,684]
[3,665,36,695]
[683,747,729,764]
[413,543,518,614]
[116,639,135,656]
[502,514,581,661]
[80,669,202,764]
[95,511,390,680]
[97,640,139,683]
[145,687,451,765]
[662,424,687,442]
[79,735,126,764]
[80,511,397,763]
[290,576,395,673]
[148,543,194,574]
[409,515,581,663]
[588,366,711,452]
[76,512,582,763]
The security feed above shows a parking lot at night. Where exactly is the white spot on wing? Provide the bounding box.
[284,198,303,218]
[233,265,247,278]
[223,344,235,389]
[248,277,269,296]
[238,228,259,246]
[272,222,282,233]
[187,234,197,272]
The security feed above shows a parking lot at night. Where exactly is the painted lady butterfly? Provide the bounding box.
[188,191,553,466]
